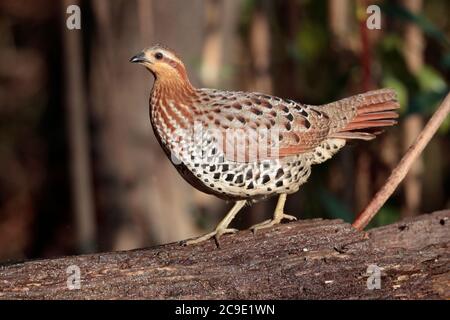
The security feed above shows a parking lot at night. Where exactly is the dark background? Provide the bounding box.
[0,0,449,262]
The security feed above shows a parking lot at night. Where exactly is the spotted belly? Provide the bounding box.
[169,136,313,201]
[159,123,345,201]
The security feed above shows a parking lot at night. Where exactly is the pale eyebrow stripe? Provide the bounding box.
[162,50,182,64]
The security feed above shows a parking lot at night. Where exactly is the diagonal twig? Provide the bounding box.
[353,92,450,230]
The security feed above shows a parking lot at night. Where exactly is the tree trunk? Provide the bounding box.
[401,0,425,218]
[0,210,448,299]
[63,0,97,253]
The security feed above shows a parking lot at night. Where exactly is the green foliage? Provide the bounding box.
[417,66,447,92]
[381,2,450,47]
[319,188,353,223]
[378,1,450,126]
[382,76,408,113]
[367,205,401,229]
[412,67,449,133]
[377,35,449,117]
[295,21,328,63]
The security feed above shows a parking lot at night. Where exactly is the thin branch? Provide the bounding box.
[353,92,450,230]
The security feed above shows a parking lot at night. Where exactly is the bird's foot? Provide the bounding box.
[250,213,297,234]
[182,200,246,247]
[182,228,239,247]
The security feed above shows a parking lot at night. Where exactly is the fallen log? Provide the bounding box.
[0,210,448,299]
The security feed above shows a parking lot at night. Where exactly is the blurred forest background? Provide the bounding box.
[0,0,449,262]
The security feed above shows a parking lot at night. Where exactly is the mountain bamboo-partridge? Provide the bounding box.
[130,45,399,245]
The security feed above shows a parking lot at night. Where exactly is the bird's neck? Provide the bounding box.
[153,74,196,100]
[150,76,199,138]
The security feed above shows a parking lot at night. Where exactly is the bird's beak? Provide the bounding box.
[129,52,149,64]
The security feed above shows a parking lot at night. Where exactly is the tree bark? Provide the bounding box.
[0,210,448,299]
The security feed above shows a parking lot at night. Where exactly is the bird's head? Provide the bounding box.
[130,45,190,84]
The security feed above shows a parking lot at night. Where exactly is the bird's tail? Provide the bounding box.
[321,88,399,141]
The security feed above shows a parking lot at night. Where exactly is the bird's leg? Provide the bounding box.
[183,200,246,246]
[250,194,297,233]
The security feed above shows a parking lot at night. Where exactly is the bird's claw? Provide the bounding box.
[251,213,297,234]
[182,228,239,247]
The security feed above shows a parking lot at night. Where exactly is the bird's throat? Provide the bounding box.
[150,77,198,139]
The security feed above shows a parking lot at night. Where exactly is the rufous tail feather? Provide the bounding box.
[323,88,399,141]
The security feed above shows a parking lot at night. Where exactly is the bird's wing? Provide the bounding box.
[194,89,331,163]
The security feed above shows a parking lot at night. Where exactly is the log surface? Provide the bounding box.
[0,210,449,299]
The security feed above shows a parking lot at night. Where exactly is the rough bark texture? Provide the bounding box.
[0,210,448,299]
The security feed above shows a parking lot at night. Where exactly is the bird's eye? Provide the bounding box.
[154,52,163,60]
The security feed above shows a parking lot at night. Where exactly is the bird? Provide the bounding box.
[130,44,399,246]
